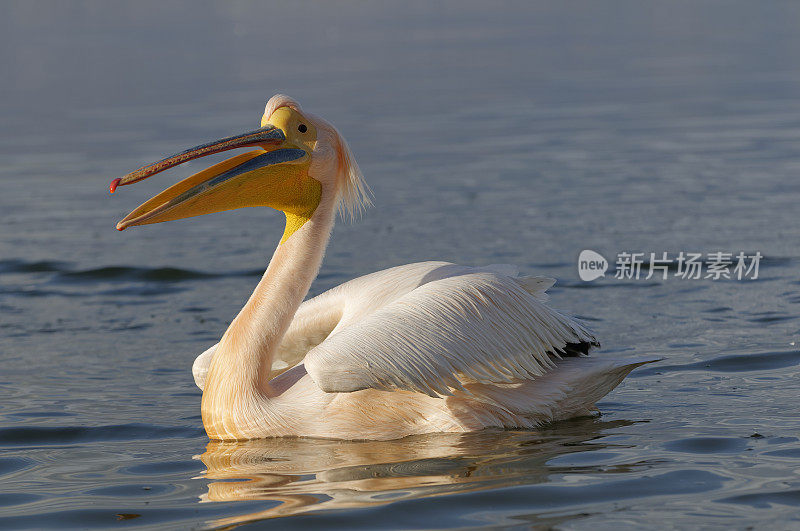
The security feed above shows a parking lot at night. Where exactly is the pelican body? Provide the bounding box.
[111,95,655,440]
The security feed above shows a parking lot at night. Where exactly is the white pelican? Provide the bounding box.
[111,94,655,441]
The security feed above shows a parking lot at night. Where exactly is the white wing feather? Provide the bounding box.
[304,270,596,397]
[192,262,595,397]
[192,261,528,390]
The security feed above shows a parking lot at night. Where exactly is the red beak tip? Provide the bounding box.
[110,178,121,194]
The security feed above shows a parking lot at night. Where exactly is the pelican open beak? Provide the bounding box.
[111,122,312,231]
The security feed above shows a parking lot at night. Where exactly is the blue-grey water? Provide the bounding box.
[2,1,800,528]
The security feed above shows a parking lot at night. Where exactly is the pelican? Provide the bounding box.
[111,94,655,441]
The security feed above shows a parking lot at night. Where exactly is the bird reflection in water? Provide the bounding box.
[197,417,642,526]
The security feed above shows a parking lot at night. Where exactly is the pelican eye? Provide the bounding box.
[298,124,308,133]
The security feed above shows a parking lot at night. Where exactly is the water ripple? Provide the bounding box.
[717,490,800,509]
[637,350,800,375]
[0,424,204,447]
[664,437,749,454]
[0,259,263,284]
[0,456,35,477]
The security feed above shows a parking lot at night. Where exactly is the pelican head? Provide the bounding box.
[111,94,369,242]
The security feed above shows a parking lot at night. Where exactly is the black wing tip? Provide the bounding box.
[562,341,598,357]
